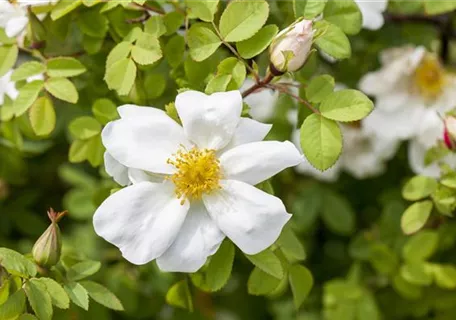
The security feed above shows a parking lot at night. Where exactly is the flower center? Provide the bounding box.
[167,147,222,203]
[414,55,447,100]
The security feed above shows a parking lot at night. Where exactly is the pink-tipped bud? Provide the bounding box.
[269,19,314,73]
[32,208,66,268]
[444,116,456,150]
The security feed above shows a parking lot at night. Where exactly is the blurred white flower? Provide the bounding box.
[0,0,57,38]
[95,90,303,272]
[409,112,456,177]
[0,71,19,105]
[270,19,314,72]
[0,69,43,105]
[359,46,456,141]
[291,123,398,181]
[354,0,388,30]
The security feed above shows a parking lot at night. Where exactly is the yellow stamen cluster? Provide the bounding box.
[414,55,447,100]
[167,147,222,204]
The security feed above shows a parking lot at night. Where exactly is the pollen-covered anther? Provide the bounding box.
[414,55,447,100]
[167,147,222,203]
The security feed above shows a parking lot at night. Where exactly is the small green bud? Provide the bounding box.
[32,208,66,268]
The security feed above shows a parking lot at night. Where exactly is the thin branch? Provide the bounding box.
[241,72,274,98]
[132,2,165,15]
[211,21,259,81]
[267,83,320,115]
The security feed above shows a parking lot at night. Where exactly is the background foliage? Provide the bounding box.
[2,0,456,319]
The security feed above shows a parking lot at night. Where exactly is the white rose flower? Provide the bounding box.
[270,19,314,73]
[354,0,388,31]
[0,0,57,38]
[94,90,303,272]
[359,46,456,141]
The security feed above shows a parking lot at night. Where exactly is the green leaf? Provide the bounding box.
[80,281,123,311]
[205,240,235,292]
[319,89,373,122]
[163,11,185,35]
[314,20,351,60]
[24,279,53,320]
[205,74,232,94]
[288,265,313,309]
[29,97,56,136]
[0,289,26,320]
[219,0,269,42]
[64,282,89,310]
[166,280,193,311]
[51,0,82,20]
[0,45,18,77]
[300,113,342,171]
[246,249,284,279]
[402,175,438,201]
[46,57,86,78]
[0,279,9,305]
[106,42,132,69]
[0,248,37,277]
[236,24,278,59]
[36,278,70,310]
[321,191,355,235]
[247,267,281,295]
[86,135,104,167]
[305,74,335,103]
[144,16,166,37]
[11,62,46,81]
[293,0,327,19]
[216,57,246,89]
[144,73,166,99]
[105,58,137,95]
[424,0,456,15]
[392,274,422,300]
[188,24,222,62]
[68,116,101,140]
[402,230,438,262]
[92,99,119,125]
[400,263,433,286]
[77,8,109,38]
[45,77,78,103]
[323,0,362,35]
[277,226,306,262]
[19,314,38,320]
[67,261,101,281]
[369,244,398,275]
[401,200,433,235]
[69,140,89,163]
[186,0,219,22]
[131,32,162,65]
[433,265,456,289]
[164,35,185,68]
[13,80,44,117]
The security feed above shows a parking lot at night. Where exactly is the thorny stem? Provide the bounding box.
[211,21,259,81]
[241,72,274,98]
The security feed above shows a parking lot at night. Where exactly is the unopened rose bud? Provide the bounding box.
[444,116,456,150]
[269,19,314,73]
[32,208,66,268]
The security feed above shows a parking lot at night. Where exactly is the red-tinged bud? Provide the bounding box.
[32,208,66,268]
[443,116,456,150]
